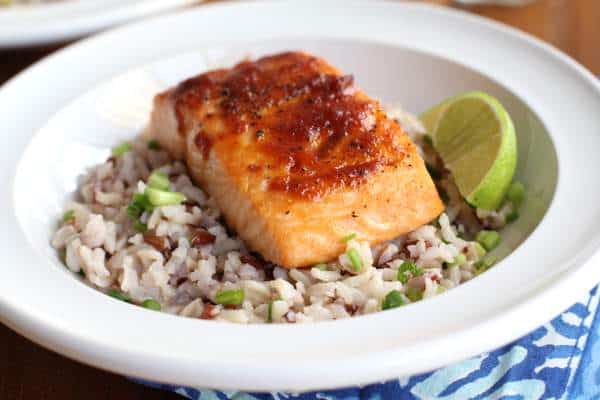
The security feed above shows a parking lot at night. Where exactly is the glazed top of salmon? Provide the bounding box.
[166,51,414,200]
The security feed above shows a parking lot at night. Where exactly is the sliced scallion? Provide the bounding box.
[314,263,328,271]
[382,290,404,310]
[342,233,357,242]
[133,221,148,233]
[108,289,131,303]
[148,170,170,191]
[215,288,245,305]
[127,193,154,223]
[267,301,273,323]
[135,192,153,211]
[476,230,501,251]
[506,182,525,208]
[142,299,161,311]
[62,210,75,222]
[397,260,422,284]
[127,200,144,219]
[111,142,132,157]
[346,248,362,272]
[474,242,487,258]
[145,187,186,207]
[474,256,497,273]
[448,254,466,268]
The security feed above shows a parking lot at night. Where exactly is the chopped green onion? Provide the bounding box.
[425,162,441,179]
[474,256,497,273]
[397,260,422,284]
[148,170,170,191]
[133,192,151,205]
[346,248,362,272]
[398,272,408,284]
[127,196,146,219]
[314,263,328,271]
[142,299,161,311]
[126,203,143,219]
[342,233,357,242]
[130,193,153,214]
[436,286,447,294]
[267,301,273,323]
[406,287,423,302]
[215,288,245,305]
[423,134,434,147]
[133,221,148,233]
[476,230,501,251]
[111,142,132,157]
[506,182,525,208]
[127,193,154,225]
[506,210,520,223]
[449,254,466,268]
[108,289,131,303]
[455,254,467,265]
[62,210,75,222]
[145,187,186,207]
[148,140,161,150]
[474,242,487,257]
[382,290,404,310]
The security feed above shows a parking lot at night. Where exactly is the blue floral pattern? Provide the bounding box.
[137,286,600,400]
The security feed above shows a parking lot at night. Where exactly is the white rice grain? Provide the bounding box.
[310,267,341,282]
[179,298,204,318]
[79,246,111,287]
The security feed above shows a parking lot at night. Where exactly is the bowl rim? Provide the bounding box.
[2,0,600,392]
[0,0,199,48]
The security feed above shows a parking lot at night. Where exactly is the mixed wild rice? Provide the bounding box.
[51,107,520,324]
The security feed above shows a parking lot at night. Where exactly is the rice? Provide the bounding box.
[51,108,512,324]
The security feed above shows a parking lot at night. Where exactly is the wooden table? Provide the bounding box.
[1,1,599,398]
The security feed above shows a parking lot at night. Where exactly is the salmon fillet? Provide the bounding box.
[147,51,444,268]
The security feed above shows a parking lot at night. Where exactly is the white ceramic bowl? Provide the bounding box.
[1,0,600,393]
[0,0,198,48]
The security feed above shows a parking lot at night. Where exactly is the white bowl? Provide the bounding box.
[1,0,600,393]
[0,0,198,48]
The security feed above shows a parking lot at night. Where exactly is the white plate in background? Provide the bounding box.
[1,0,600,393]
[0,0,199,47]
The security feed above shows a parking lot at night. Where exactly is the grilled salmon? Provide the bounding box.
[147,51,444,268]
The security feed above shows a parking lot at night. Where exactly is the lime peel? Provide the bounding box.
[420,91,517,210]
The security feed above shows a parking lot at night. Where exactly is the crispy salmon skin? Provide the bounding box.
[147,51,444,267]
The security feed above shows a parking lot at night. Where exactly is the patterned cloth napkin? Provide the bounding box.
[137,287,600,399]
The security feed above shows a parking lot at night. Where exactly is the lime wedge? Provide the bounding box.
[420,91,517,210]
